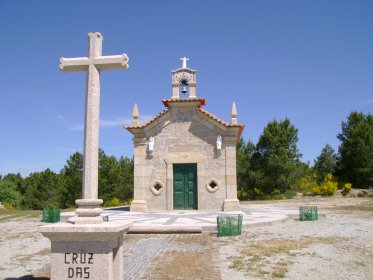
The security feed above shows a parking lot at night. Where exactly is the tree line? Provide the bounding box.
[0,150,133,209]
[0,111,372,209]
[237,111,373,199]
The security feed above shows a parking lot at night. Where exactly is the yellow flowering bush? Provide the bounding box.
[300,173,319,195]
[254,188,264,196]
[4,203,14,209]
[312,187,321,195]
[342,183,352,196]
[104,197,121,207]
[319,173,338,196]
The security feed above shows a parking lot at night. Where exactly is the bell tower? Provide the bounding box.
[171,57,197,99]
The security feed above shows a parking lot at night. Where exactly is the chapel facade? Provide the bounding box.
[125,59,244,212]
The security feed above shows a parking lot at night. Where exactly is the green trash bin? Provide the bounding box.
[299,206,318,221]
[103,215,109,222]
[42,208,61,223]
[217,214,243,237]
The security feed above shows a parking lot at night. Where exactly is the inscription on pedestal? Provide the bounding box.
[64,253,94,279]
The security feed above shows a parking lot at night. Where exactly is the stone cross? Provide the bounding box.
[60,32,129,224]
[180,56,189,68]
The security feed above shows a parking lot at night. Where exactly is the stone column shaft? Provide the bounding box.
[82,64,100,200]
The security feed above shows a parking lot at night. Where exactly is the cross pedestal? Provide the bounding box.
[39,223,131,280]
[39,32,131,280]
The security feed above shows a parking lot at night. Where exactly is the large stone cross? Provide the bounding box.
[60,32,129,224]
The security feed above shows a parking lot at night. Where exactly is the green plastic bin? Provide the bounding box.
[42,208,61,223]
[103,215,109,222]
[217,214,243,237]
[299,206,318,221]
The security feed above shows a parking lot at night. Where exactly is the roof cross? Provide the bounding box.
[180,56,189,68]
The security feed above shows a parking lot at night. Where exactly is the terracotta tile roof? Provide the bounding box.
[124,108,170,130]
[125,105,244,140]
[162,98,206,107]
[196,107,244,127]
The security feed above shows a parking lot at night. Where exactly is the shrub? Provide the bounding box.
[268,189,291,200]
[271,189,281,195]
[312,187,321,195]
[254,188,263,196]
[283,189,295,199]
[308,173,337,196]
[319,173,338,196]
[44,201,60,209]
[237,189,249,201]
[4,203,14,209]
[342,183,352,196]
[252,187,265,200]
[123,198,133,206]
[300,173,319,195]
[0,180,22,208]
[104,197,121,207]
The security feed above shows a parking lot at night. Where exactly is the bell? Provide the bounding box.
[181,86,187,93]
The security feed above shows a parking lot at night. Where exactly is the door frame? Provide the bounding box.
[164,152,204,210]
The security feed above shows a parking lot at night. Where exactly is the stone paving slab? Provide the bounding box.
[60,204,310,232]
[122,233,220,280]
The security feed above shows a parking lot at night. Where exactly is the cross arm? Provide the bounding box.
[93,54,129,70]
[59,54,129,72]
[60,57,90,72]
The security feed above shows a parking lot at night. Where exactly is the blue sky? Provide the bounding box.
[0,1,372,176]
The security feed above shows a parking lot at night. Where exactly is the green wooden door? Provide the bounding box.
[173,164,197,210]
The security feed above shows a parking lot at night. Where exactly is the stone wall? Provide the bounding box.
[133,106,236,211]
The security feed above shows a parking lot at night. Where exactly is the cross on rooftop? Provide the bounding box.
[180,56,189,68]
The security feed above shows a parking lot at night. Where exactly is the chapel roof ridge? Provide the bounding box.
[124,108,170,130]
[125,105,244,140]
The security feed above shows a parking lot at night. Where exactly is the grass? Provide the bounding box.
[335,205,373,212]
[0,207,77,222]
[228,236,341,278]
[0,208,41,222]
[228,257,245,270]
[272,271,286,278]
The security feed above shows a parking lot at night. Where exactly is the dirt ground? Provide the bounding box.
[219,197,373,279]
[0,196,372,280]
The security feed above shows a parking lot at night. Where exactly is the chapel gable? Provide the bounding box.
[125,58,244,212]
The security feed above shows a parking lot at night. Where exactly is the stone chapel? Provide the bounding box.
[125,58,244,212]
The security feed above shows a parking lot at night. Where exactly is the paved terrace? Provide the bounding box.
[61,203,308,233]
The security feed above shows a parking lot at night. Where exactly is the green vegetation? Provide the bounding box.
[237,112,373,200]
[237,118,307,200]
[313,144,337,184]
[0,180,22,208]
[300,173,338,196]
[0,149,133,210]
[342,183,352,196]
[336,111,373,188]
